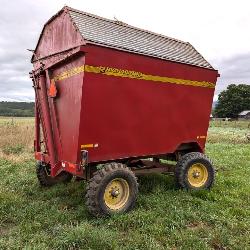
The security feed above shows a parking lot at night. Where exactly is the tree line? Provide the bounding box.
[0,102,34,117]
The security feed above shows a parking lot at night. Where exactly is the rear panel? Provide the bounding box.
[78,45,218,163]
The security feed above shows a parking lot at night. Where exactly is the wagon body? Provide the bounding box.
[31,7,218,178]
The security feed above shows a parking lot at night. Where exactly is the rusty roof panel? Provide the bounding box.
[68,7,213,69]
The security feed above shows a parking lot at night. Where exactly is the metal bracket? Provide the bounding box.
[81,150,89,166]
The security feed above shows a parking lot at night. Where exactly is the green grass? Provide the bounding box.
[0,119,250,249]
[207,126,250,144]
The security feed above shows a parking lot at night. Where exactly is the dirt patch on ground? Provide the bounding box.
[0,223,16,237]
[186,221,209,230]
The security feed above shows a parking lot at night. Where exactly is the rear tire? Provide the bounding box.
[175,152,215,190]
[86,163,138,217]
[36,161,73,187]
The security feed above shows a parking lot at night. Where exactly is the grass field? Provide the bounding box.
[0,118,250,249]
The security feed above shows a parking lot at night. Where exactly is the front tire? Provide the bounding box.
[86,163,138,217]
[36,161,73,187]
[175,152,215,190]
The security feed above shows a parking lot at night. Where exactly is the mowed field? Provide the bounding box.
[0,117,250,250]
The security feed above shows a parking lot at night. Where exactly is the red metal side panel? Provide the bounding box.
[78,45,218,163]
[49,54,85,164]
[35,11,84,61]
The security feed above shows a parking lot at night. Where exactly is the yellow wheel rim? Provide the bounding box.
[187,163,208,188]
[104,178,130,210]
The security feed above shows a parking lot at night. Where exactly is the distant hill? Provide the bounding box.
[0,102,34,117]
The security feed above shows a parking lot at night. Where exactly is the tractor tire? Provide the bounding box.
[175,152,215,190]
[86,163,138,217]
[36,161,73,187]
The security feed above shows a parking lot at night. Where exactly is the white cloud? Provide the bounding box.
[213,94,218,102]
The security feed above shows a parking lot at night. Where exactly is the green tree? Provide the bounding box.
[214,84,250,118]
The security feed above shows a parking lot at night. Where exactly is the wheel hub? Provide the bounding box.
[104,178,130,210]
[111,189,120,198]
[188,163,208,188]
[192,171,200,178]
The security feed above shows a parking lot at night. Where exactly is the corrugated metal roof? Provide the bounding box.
[239,110,250,116]
[67,7,213,69]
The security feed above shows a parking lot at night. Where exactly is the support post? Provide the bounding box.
[38,74,57,175]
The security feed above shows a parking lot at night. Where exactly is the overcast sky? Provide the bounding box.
[0,0,250,102]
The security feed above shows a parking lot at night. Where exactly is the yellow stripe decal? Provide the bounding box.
[81,144,94,149]
[81,143,99,149]
[54,66,85,81]
[53,65,215,89]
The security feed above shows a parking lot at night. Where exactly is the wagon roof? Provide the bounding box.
[33,6,214,70]
[67,7,213,70]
